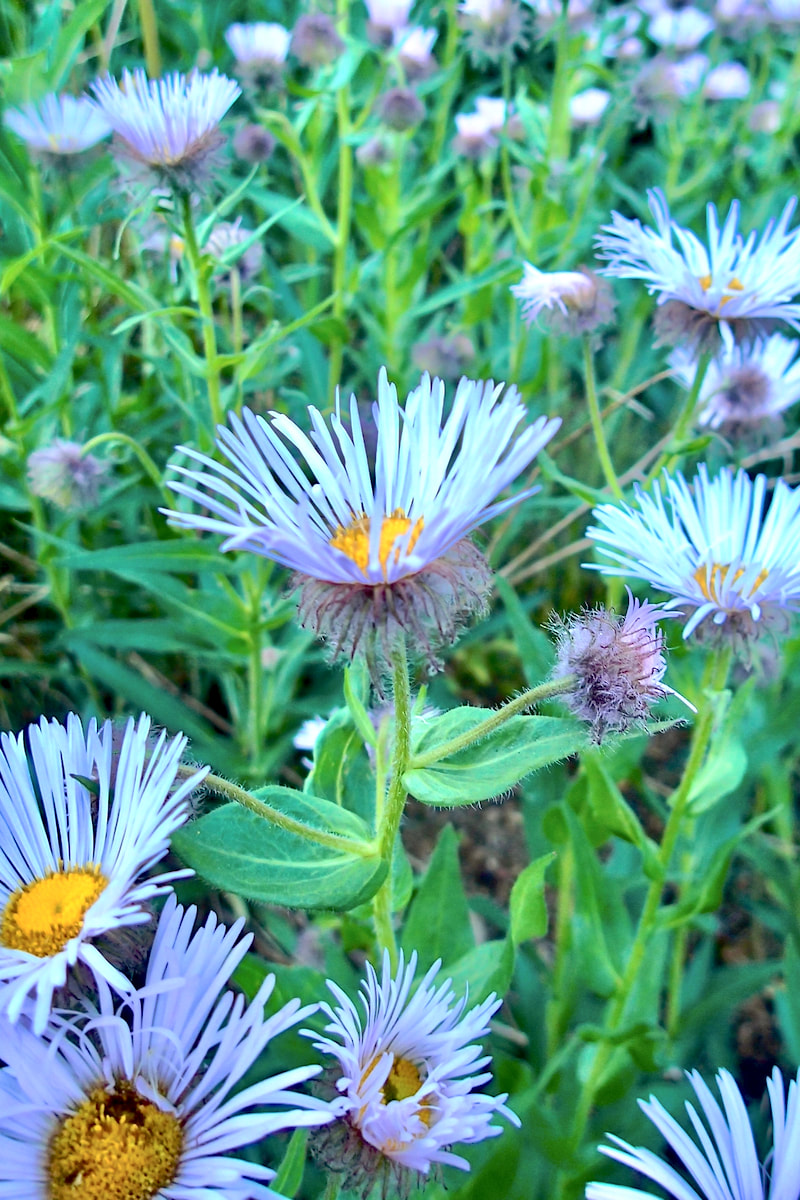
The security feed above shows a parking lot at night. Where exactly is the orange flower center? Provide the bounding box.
[330,509,424,577]
[692,561,769,604]
[698,273,745,310]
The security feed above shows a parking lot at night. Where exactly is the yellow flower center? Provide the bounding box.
[693,561,769,604]
[0,866,107,958]
[47,1083,184,1200]
[329,509,424,577]
[382,1056,424,1104]
[698,273,745,310]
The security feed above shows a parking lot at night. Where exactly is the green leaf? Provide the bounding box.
[444,937,515,1007]
[272,1129,308,1199]
[510,853,555,944]
[583,753,657,866]
[495,575,555,686]
[303,708,377,826]
[171,791,386,911]
[401,825,474,971]
[687,688,748,815]
[403,711,589,806]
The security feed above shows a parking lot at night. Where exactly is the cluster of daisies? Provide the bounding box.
[0,713,518,1199]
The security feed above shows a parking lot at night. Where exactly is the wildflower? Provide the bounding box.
[453,96,515,157]
[225,21,291,83]
[0,896,335,1200]
[377,86,425,131]
[0,713,207,1033]
[523,0,594,35]
[304,951,519,1195]
[586,465,800,641]
[3,92,111,155]
[569,87,611,127]
[394,25,438,77]
[165,368,559,674]
[647,5,715,49]
[459,0,530,62]
[671,334,800,437]
[586,1067,800,1200]
[233,121,276,162]
[702,61,750,99]
[511,263,615,335]
[552,590,692,742]
[749,99,781,134]
[91,68,240,191]
[766,0,800,21]
[411,333,475,378]
[205,218,264,283]
[596,188,800,351]
[27,439,106,509]
[356,135,393,167]
[291,12,345,65]
[365,0,415,44]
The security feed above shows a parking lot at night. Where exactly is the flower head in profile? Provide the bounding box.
[453,96,516,157]
[365,0,415,43]
[225,21,291,86]
[459,0,530,62]
[205,218,264,283]
[671,334,800,439]
[0,897,334,1200]
[512,262,615,335]
[552,589,693,741]
[91,68,240,191]
[165,368,559,675]
[0,713,206,1032]
[595,188,800,351]
[3,92,111,155]
[394,25,438,78]
[586,1067,800,1200]
[27,439,106,510]
[586,465,800,642]
[304,951,519,1195]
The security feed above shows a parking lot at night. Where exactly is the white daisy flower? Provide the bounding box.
[305,951,519,1191]
[225,21,291,67]
[0,896,335,1200]
[165,368,558,668]
[647,5,715,49]
[595,188,800,350]
[670,334,800,433]
[569,87,611,126]
[511,263,615,334]
[3,92,111,154]
[586,465,800,639]
[0,713,206,1033]
[586,1067,800,1200]
[703,60,751,99]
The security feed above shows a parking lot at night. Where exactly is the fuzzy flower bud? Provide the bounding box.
[551,591,693,742]
[376,86,425,131]
[232,122,276,162]
[291,12,345,66]
[27,440,106,510]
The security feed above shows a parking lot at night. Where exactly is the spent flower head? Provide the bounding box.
[552,590,693,742]
[596,189,800,351]
[512,263,615,336]
[0,896,334,1200]
[586,465,800,643]
[91,68,240,192]
[459,0,531,61]
[0,713,206,1033]
[304,950,519,1195]
[3,92,111,155]
[291,12,346,65]
[586,1067,800,1200]
[27,439,106,510]
[165,368,559,675]
[670,333,800,439]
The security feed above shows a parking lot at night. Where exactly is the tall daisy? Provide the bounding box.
[0,713,206,1032]
[585,465,800,640]
[3,92,111,155]
[90,68,240,190]
[595,189,800,350]
[165,368,559,671]
[586,1067,800,1200]
[0,896,335,1200]
[303,950,519,1195]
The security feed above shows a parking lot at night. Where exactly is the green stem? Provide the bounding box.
[382,151,402,373]
[181,194,223,430]
[565,645,733,1153]
[370,638,413,967]
[188,769,379,858]
[500,56,530,255]
[546,6,572,167]
[137,0,162,77]
[81,432,169,501]
[245,572,265,770]
[321,1175,341,1200]
[328,0,354,397]
[648,352,711,480]
[410,676,576,770]
[583,334,623,501]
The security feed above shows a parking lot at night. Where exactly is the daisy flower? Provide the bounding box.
[90,68,240,189]
[3,92,111,154]
[586,465,800,640]
[595,189,800,350]
[586,1067,800,1200]
[670,334,800,435]
[165,368,559,670]
[225,21,291,68]
[0,896,335,1200]
[512,262,615,334]
[0,713,206,1033]
[304,951,519,1193]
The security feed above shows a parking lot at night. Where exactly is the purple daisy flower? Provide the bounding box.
[3,92,111,154]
